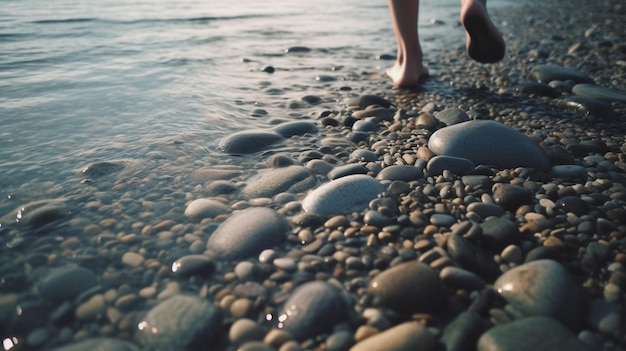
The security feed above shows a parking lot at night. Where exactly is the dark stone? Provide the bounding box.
[302,95,322,105]
[441,311,489,351]
[279,281,348,341]
[447,235,499,282]
[328,164,369,180]
[376,165,423,182]
[426,155,475,175]
[557,96,615,118]
[285,46,311,53]
[273,121,318,138]
[434,108,470,126]
[528,64,594,84]
[368,261,445,314]
[480,218,520,252]
[38,266,98,304]
[477,316,592,351]
[429,120,551,171]
[518,82,560,97]
[555,196,589,216]
[207,207,290,260]
[218,131,283,154]
[345,95,393,109]
[492,183,534,211]
[136,295,222,351]
[81,161,124,178]
[524,246,561,263]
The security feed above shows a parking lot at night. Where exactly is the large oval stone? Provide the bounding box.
[477,316,592,351]
[278,281,348,341]
[301,175,386,215]
[38,266,98,304]
[218,131,283,154]
[368,261,444,314]
[207,207,290,260]
[428,120,550,171]
[493,259,586,330]
[136,295,222,351]
[242,166,317,199]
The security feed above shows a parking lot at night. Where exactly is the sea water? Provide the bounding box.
[0,0,471,188]
[0,0,525,228]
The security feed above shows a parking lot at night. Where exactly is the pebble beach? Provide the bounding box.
[1,0,626,350]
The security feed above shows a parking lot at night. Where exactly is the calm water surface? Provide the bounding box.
[0,0,527,222]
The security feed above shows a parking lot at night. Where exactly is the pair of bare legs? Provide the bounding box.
[385,0,505,87]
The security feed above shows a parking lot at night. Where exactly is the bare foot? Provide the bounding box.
[385,62,429,87]
[461,0,505,63]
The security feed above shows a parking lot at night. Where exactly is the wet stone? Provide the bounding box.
[429,120,551,171]
[555,196,589,216]
[441,311,489,351]
[466,203,504,218]
[352,106,394,121]
[38,266,98,304]
[352,119,379,132]
[430,213,456,227]
[345,95,392,109]
[302,174,386,215]
[446,234,499,281]
[368,261,445,314]
[493,259,586,330]
[439,266,485,291]
[206,180,239,195]
[278,281,348,341]
[81,161,125,178]
[218,131,284,154]
[587,299,622,334]
[528,64,594,84]
[272,120,318,137]
[376,165,423,182]
[477,316,591,351]
[549,165,587,179]
[480,218,519,252]
[349,149,377,162]
[426,155,475,175]
[136,295,222,351]
[171,255,214,276]
[207,207,290,260]
[328,164,369,180]
[1,199,70,228]
[434,107,470,126]
[557,95,615,118]
[242,166,317,199]
[572,83,626,103]
[363,210,394,227]
[518,82,560,97]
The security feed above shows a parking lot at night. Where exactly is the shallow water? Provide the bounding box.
[0,0,480,193]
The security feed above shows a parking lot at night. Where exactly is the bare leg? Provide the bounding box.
[460,0,505,63]
[385,0,429,87]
